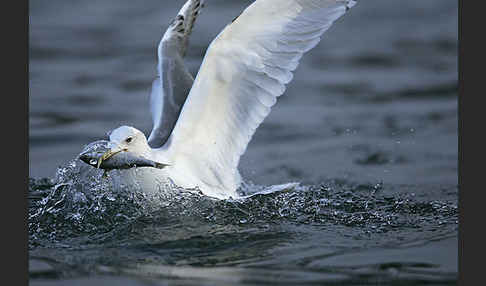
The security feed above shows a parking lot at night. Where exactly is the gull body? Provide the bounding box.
[87,0,358,199]
[106,125,235,198]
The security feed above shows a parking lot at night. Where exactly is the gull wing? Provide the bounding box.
[163,0,357,193]
[148,0,205,148]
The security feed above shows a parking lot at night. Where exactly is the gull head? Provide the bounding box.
[78,125,170,170]
[107,125,151,157]
[91,125,153,168]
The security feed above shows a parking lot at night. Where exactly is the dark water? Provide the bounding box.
[29,163,457,285]
[29,0,458,285]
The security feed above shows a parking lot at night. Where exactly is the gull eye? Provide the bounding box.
[125,137,133,143]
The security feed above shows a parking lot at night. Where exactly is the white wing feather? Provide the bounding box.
[164,0,357,194]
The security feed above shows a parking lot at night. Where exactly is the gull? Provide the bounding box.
[84,0,358,199]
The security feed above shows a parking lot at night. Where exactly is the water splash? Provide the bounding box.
[29,159,457,250]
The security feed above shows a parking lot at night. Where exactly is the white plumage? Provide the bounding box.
[102,0,358,199]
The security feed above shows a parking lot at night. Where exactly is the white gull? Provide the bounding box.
[91,0,358,199]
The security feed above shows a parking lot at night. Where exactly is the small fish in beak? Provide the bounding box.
[78,140,168,171]
[95,146,127,168]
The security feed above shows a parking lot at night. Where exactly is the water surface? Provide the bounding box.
[29,0,458,284]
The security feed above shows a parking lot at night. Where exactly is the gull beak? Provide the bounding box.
[97,143,128,169]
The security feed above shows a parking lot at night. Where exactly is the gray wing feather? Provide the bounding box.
[148,0,205,148]
[148,57,194,148]
[181,0,205,57]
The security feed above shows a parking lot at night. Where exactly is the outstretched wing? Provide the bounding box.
[148,0,205,148]
[164,0,357,193]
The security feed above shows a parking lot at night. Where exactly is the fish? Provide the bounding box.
[78,140,168,170]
